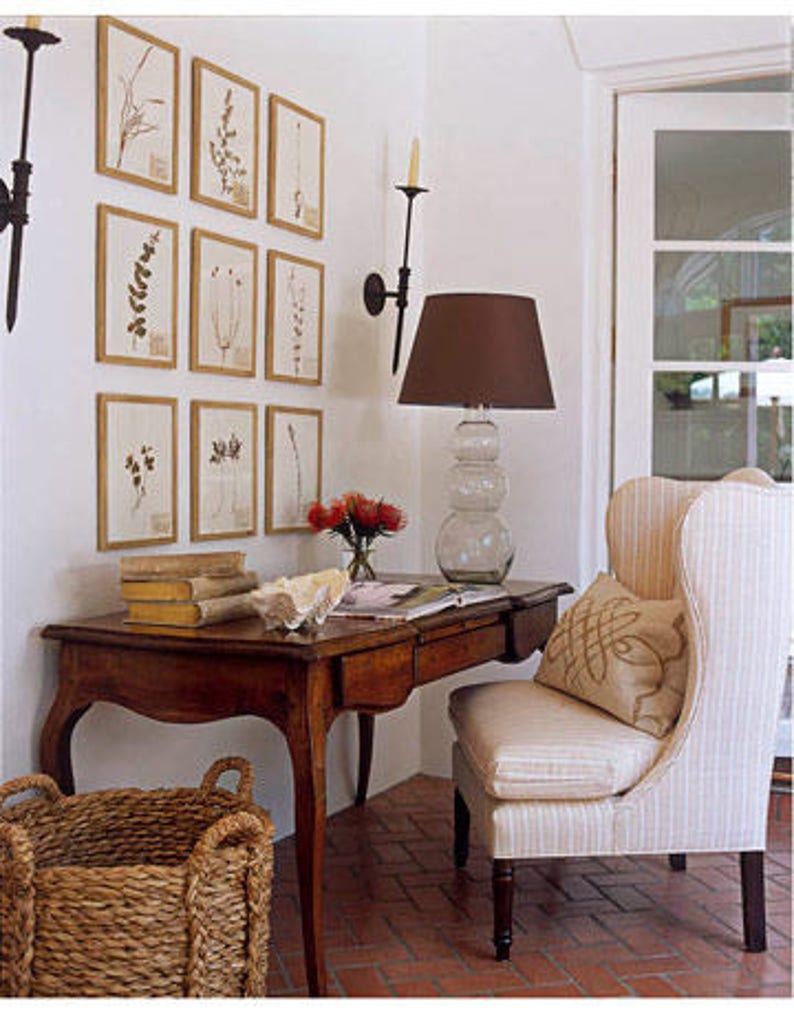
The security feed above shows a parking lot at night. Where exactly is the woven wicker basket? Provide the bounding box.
[0,757,274,998]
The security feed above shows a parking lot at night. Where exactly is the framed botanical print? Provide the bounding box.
[268,94,325,239]
[191,400,258,541]
[190,228,258,376]
[191,57,259,217]
[96,204,178,368]
[265,405,322,533]
[97,16,179,193]
[266,250,324,385]
[97,393,177,550]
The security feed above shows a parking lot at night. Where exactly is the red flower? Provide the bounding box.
[325,499,348,530]
[352,497,380,529]
[379,502,406,532]
[306,501,327,532]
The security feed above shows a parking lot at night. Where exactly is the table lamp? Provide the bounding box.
[398,293,555,583]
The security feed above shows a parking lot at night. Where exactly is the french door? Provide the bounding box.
[614,92,791,488]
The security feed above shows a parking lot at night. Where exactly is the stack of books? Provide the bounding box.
[120,551,259,628]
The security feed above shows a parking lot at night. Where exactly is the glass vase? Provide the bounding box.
[346,544,376,582]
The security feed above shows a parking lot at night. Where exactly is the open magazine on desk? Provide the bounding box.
[329,580,508,621]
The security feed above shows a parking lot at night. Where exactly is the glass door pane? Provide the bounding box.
[655,130,791,241]
[654,251,791,360]
[653,370,792,481]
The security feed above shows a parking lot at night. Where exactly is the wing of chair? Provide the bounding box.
[449,469,791,961]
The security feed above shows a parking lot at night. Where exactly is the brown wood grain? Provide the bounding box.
[40,574,571,996]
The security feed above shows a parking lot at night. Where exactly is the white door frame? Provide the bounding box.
[579,38,791,756]
[577,37,790,583]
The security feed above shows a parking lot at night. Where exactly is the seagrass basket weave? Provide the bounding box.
[0,757,274,998]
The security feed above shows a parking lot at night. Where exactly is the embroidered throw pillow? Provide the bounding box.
[535,572,688,738]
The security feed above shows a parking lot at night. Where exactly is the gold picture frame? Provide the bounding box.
[268,94,325,239]
[265,405,322,533]
[190,228,258,377]
[97,16,179,194]
[266,249,324,385]
[191,57,260,218]
[97,393,178,550]
[191,400,258,541]
[96,203,179,368]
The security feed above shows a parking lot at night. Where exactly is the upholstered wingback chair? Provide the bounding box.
[449,469,791,960]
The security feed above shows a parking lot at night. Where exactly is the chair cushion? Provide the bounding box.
[534,572,688,738]
[449,680,665,801]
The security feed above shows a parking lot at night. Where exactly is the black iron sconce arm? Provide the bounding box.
[363,183,428,375]
[1,24,61,332]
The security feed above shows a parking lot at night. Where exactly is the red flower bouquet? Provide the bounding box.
[307,492,407,580]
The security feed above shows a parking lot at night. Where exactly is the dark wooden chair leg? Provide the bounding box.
[354,713,375,806]
[454,789,470,868]
[669,853,687,871]
[492,859,514,961]
[740,850,766,952]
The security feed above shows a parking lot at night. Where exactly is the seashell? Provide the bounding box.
[250,568,350,631]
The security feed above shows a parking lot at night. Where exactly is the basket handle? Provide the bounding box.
[199,756,254,801]
[0,822,36,996]
[185,811,272,998]
[0,773,62,812]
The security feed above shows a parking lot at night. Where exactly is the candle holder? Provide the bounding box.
[363,183,428,375]
[0,24,62,332]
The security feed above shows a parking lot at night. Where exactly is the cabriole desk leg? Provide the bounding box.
[39,645,92,794]
[285,667,331,997]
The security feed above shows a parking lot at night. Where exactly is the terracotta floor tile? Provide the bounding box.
[564,963,634,996]
[623,974,685,997]
[435,968,528,995]
[510,950,571,986]
[334,966,394,996]
[327,941,412,969]
[669,969,751,997]
[609,954,693,977]
[380,957,467,981]
[498,983,586,997]
[391,979,444,996]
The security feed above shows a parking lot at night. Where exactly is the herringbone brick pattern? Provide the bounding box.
[267,776,792,998]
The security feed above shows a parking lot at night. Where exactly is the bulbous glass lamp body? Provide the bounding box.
[435,408,514,584]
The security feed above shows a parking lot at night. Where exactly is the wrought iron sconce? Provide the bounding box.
[363,141,428,374]
[1,19,61,332]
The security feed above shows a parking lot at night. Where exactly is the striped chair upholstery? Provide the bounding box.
[450,469,791,960]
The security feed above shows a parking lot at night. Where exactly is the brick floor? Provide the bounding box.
[267,776,792,998]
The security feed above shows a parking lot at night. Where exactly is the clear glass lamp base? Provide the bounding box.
[435,513,514,583]
[434,407,514,585]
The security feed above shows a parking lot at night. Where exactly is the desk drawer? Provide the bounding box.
[416,623,506,685]
[337,642,415,710]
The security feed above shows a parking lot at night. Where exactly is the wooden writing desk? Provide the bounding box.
[41,576,571,996]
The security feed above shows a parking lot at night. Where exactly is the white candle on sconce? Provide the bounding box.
[25,16,42,29]
[408,138,420,187]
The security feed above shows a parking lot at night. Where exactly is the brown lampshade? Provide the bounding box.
[397,293,555,409]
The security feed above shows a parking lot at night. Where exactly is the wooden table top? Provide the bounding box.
[41,577,573,661]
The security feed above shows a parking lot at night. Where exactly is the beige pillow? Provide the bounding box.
[535,573,688,738]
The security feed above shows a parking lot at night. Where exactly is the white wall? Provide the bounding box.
[0,14,427,839]
[415,15,585,775]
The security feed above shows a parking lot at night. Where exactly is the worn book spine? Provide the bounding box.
[124,591,257,627]
[119,550,245,580]
[121,571,259,603]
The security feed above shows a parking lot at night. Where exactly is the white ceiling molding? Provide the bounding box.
[564,15,791,89]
